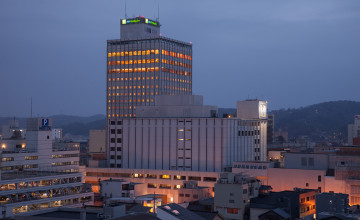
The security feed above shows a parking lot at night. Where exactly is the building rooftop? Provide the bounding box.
[158,203,206,220]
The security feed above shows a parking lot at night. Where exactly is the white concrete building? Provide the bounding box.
[0,118,93,218]
[107,96,268,172]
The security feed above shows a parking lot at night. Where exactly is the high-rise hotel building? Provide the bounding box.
[107,17,192,119]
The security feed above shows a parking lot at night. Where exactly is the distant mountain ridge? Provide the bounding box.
[1,100,359,138]
[270,100,360,139]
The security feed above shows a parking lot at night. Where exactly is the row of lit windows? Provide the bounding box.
[108,76,157,82]
[109,92,154,96]
[162,59,191,68]
[107,49,192,60]
[108,67,159,73]
[162,50,192,60]
[108,85,159,90]
[52,154,79,158]
[25,156,38,160]
[108,50,159,57]
[162,67,192,76]
[109,106,139,110]
[108,59,159,65]
[108,98,154,103]
[108,59,192,68]
[108,77,190,83]
[108,114,135,118]
[51,161,79,166]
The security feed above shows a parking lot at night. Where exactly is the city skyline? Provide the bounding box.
[1,0,360,117]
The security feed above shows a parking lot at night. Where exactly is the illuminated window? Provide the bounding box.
[112,52,116,57]
[129,51,133,56]
[108,53,112,57]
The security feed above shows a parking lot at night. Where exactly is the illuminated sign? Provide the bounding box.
[259,102,267,119]
[122,18,159,26]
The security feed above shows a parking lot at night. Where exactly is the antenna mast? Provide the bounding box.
[157,3,160,21]
[125,0,127,18]
[30,96,33,118]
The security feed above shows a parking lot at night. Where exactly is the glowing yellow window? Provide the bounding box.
[108,114,111,117]
[142,51,145,55]
[112,86,115,89]
[117,93,119,96]
[155,59,159,63]
[142,59,146,64]
[108,93,111,96]
[121,52,124,56]
[133,51,137,56]
[146,50,150,55]
[108,87,111,90]
[155,49,159,54]
[112,52,116,57]
[134,60,138,64]
[138,50,141,55]
[116,52,120,56]
[142,99,145,102]
[108,78,111,82]
[129,51,133,56]
[125,51,128,56]
[108,53,112,57]
[161,50,164,54]
[147,59,150,63]
[121,78,123,81]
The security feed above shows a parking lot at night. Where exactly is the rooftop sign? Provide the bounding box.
[121,17,160,26]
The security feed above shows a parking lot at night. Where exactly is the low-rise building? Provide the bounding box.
[250,188,318,220]
[177,181,212,204]
[214,173,260,220]
[0,118,94,218]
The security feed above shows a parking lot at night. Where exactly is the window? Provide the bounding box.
[110,129,115,134]
[306,183,309,187]
[243,189,247,194]
[117,121,122,125]
[110,147,115,151]
[148,183,157,188]
[117,138,122,143]
[110,138,115,143]
[117,129,122,134]
[301,157,307,166]
[318,175,322,182]
[117,147,122,151]
[110,164,114,168]
[110,155,115,159]
[160,175,170,179]
[309,158,314,166]
[117,155,121,159]
[227,208,238,214]
[188,176,201,181]
[193,194,198,199]
[179,194,184,197]
[229,199,235,203]
[110,121,115,125]
[185,194,190,197]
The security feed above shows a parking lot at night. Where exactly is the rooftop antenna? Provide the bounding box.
[157,3,160,21]
[125,0,127,18]
[30,96,32,118]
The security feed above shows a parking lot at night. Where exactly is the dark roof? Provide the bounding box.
[114,213,160,220]
[258,208,290,219]
[128,205,152,213]
[159,203,206,220]
[35,211,98,220]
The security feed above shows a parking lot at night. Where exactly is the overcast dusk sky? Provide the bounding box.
[1,0,359,117]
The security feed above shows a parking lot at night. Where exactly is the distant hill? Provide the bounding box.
[270,100,360,139]
[1,100,359,139]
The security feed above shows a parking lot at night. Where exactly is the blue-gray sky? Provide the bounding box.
[1,0,359,117]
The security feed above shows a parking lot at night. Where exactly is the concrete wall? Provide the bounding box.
[108,118,267,172]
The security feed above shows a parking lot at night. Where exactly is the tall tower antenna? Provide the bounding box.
[30,96,33,118]
[157,3,160,21]
[125,0,127,18]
